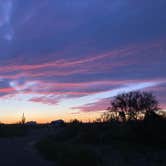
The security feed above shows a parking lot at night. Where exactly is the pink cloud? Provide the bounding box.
[0,87,14,93]
[72,98,110,112]
[0,39,164,76]
[30,96,59,105]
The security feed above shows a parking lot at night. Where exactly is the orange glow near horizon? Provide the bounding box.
[0,111,102,124]
[1,108,166,124]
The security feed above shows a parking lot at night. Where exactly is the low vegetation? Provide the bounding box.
[36,117,166,165]
[36,91,166,166]
[36,138,101,166]
[0,124,27,137]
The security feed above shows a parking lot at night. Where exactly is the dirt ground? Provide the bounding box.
[0,128,55,166]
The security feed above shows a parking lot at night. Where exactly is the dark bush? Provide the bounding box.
[0,124,27,137]
[36,138,102,166]
[75,128,101,145]
[52,126,79,142]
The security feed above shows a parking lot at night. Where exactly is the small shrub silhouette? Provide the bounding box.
[36,138,102,166]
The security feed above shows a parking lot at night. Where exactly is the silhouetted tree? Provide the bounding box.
[96,112,117,123]
[105,91,159,121]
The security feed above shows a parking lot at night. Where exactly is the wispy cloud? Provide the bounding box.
[0,0,165,122]
[0,0,13,41]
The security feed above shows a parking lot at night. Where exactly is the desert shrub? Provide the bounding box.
[52,126,79,142]
[133,117,166,147]
[68,119,82,127]
[101,123,133,144]
[75,128,101,145]
[36,138,102,166]
[0,124,27,137]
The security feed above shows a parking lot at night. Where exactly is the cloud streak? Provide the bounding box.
[0,0,165,122]
[0,0,13,41]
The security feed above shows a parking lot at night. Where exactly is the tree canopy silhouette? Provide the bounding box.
[106,91,160,121]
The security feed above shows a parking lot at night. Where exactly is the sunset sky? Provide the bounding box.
[0,0,166,123]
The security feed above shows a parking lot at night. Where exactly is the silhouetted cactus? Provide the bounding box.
[21,113,26,125]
